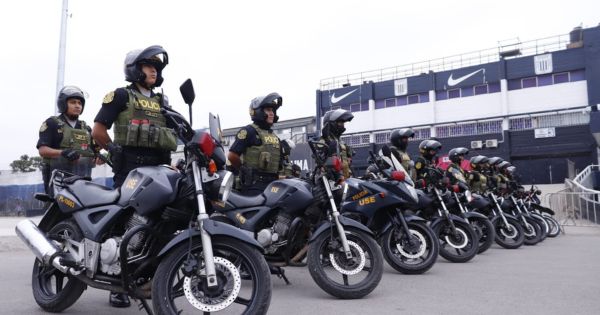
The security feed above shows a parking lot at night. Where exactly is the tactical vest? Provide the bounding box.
[43,116,94,176]
[390,146,415,179]
[320,136,352,178]
[469,170,488,194]
[242,124,281,175]
[113,88,178,151]
[414,156,433,181]
[447,163,467,184]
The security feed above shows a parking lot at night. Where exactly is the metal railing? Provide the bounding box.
[435,120,503,138]
[509,110,590,131]
[373,127,431,144]
[320,33,570,90]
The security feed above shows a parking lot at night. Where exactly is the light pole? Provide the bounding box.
[55,0,69,114]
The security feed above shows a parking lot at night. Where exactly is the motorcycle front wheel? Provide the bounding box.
[435,220,479,263]
[381,221,439,274]
[470,217,496,254]
[307,227,383,299]
[494,216,525,249]
[152,236,271,315]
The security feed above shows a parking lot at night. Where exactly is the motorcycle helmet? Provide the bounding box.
[57,85,86,114]
[124,45,169,88]
[487,157,504,166]
[249,92,282,126]
[390,128,415,150]
[448,147,469,164]
[322,109,354,137]
[418,139,442,159]
[281,139,295,157]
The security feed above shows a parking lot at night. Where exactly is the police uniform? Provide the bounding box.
[468,170,488,194]
[446,162,468,185]
[37,115,96,194]
[229,124,281,195]
[319,135,353,179]
[414,156,434,183]
[390,145,415,180]
[94,85,177,187]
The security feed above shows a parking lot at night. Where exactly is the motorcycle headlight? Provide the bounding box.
[465,190,473,203]
[218,171,234,203]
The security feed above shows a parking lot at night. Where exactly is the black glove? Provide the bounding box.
[61,149,80,161]
[107,142,123,171]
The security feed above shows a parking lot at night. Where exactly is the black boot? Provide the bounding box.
[109,292,131,308]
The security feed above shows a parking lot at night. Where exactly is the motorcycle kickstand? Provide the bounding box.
[135,298,153,315]
[269,264,291,285]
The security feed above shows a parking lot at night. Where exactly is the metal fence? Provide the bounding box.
[509,111,590,131]
[547,191,600,227]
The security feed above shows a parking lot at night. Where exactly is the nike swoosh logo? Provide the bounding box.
[447,68,485,87]
[330,89,357,104]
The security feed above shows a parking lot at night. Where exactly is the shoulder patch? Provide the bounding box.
[102,91,115,104]
[415,162,422,170]
[237,129,247,140]
[39,122,48,133]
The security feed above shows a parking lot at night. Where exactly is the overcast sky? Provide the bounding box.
[0,0,598,170]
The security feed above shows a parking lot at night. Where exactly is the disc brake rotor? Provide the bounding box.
[444,228,469,249]
[328,240,366,275]
[500,223,518,238]
[396,229,427,259]
[183,256,242,312]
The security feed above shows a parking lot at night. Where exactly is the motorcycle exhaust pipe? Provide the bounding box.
[15,220,69,274]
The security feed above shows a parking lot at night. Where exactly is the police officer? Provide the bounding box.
[228,93,283,195]
[414,139,442,186]
[468,155,489,194]
[446,147,469,185]
[91,45,176,308]
[320,109,354,179]
[37,86,98,194]
[389,128,416,179]
[92,45,177,190]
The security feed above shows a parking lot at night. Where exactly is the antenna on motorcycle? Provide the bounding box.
[180,79,195,126]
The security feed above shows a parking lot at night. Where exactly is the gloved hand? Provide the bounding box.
[61,149,80,161]
[107,142,123,171]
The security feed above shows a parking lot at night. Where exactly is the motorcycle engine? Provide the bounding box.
[99,214,149,275]
[257,213,292,254]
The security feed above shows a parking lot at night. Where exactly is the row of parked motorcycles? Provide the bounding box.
[15,80,562,315]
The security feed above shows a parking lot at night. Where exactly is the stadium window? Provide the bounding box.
[397,96,408,106]
[521,77,537,88]
[507,79,521,90]
[474,84,488,95]
[341,104,351,110]
[488,82,501,93]
[385,98,396,108]
[332,105,341,110]
[436,90,448,100]
[537,74,553,86]
[461,86,474,97]
[375,100,385,109]
[448,88,460,99]
[419,92,429,102]
[361,102,369,111]
[570,69,585,81]
[553,72,569,84]
[350,103,361,112]
[407,94,419,104]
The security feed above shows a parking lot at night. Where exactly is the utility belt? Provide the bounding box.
[122,150,171,166]
[115,119,178,151]
[239,167,278,187]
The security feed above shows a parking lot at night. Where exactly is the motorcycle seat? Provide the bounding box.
[68,180,120,208]
[227,192,266,208]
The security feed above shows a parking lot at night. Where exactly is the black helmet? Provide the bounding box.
[506,165,516,174]
[322,109,354,137]
[418,139,442,158]
[249,92,282,126]
[448,147,469,164]
[470,155,488,165]
[497,161,511,170]
[57,85,86,114]
[281,139,295,157]
[390,128,415,150]
[487,157,504,166]
[124,45,169,88]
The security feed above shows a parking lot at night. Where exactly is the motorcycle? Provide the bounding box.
[208,140,383,299]
[447,187,496,254]
[16,79,272,315]
[522,185,562,237]
[340,146,439,274]
[481,190,526,249]
[500,191,543,246]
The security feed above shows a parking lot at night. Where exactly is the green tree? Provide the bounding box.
[9,155,39,173]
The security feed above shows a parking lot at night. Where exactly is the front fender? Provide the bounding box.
[38,204,68,232]
[309,215,373,243]
[158,219,261,257]
[430,214,468,232]
[491,213,518,225]
[463,211,488,220]
[380,214,427,236]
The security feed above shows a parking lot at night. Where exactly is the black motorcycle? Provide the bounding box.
[340,146,439,274]
[521,186,562,238]
[482,191,526,249]
[447,187,496,254]
[500,191,543,245]
[16,80,272,315]
[209,140,383,299]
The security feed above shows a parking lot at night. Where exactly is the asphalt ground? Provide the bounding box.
[1,217,599,315]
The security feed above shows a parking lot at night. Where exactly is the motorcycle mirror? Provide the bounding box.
[180,78,195,126]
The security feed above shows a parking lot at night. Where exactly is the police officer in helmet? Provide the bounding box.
[91,45,177,307]
[414,139,442,185]
[37,86,98,194]
[228,93,283,195]
[389,128,416,179]
[446,147,469,185]
[320,109,354,179]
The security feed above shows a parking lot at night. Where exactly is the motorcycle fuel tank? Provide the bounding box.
[263,178,313,214]
[118,166,183,215]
